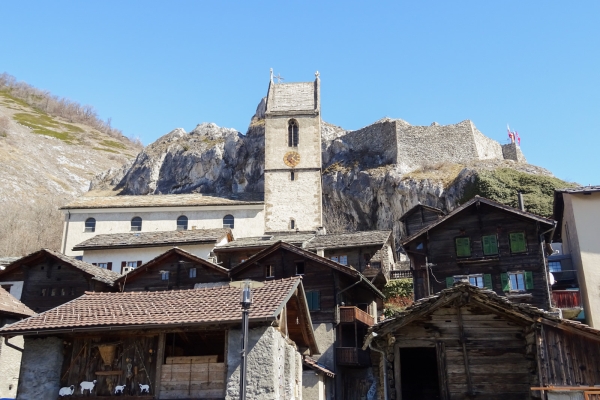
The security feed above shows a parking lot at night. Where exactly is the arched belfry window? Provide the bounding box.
[288,119,299,147]
[131,217,142,232]
[176,215,188,231]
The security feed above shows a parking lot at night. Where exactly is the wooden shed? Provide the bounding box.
[364,283,600,400]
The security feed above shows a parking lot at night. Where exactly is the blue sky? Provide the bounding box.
[1,1,598,185]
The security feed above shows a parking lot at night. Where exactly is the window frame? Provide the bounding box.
[548,261,562,273]
[97,262,108,269]
[176,215,188,231]
[509,232,527,254]
[288,119,299,147]
[295,261,305,276]
[189,268,197,278]
[161,271,170,281]
[266,265,274,279]
[455,236,471,257]
[131,216,142,232]
[223,214,234,229]
[481,234,499,256]
[84,217,96,233]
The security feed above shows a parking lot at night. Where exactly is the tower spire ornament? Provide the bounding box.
[270,68,273,83]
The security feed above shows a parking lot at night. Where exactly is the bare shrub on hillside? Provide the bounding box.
[0,199,64,257]
[324,202,357,234]
[0,72,143,150]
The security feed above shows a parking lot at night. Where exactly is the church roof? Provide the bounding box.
[267,82,317,113]
[61,193,264,210]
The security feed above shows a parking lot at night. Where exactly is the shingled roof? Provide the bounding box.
[0,277,311,340]
[73,228,232,251]
[0,249,121,286]
[267,82,317,113]
[304,230,392,250]
[364,282,600,349]
[214,233,316,251]
[60,192,264,210]
[0,287,34,318]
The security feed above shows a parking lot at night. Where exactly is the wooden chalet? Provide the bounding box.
[228,241,385,400]
[0,277,318,400]
[401,196,556,310]
[0,249,121,313]
[364,282,600,400]
[114,247,230,292]
[399,203,445,238]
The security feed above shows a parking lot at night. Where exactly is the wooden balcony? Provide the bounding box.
[552,290,581,309]
[336,347,371,367]
[339,306,375,326]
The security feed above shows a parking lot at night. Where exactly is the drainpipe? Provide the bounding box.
[368,334,389,400]
[4,336,23,352]
[61,210,71,254]
[518,192,525,212]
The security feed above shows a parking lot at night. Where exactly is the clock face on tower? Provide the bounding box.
[283,151,301,168]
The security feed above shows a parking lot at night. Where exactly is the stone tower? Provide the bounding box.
[263,70,323,233]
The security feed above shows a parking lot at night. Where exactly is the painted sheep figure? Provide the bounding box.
[79,380,96,394]
[58,385,75,396]
[114,384,126,394]
[139,383,150,393]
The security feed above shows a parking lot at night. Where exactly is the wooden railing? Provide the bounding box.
[339,306,375,326]
[390,270,413,279]
[336,347,371,367]
[552,290,581,309]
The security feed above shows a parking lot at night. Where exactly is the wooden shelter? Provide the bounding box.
[364,282,600,400]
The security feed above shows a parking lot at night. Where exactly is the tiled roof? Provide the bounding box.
[0,249,121,286]
[305,231,391,250]
[0,277,302,335]
[73,228,231,250]
[60,193,264,210]
[365,282,600,348]
[303,356,335,378]
[0,287,35,318]
[401,196,555,246]
[215,233,316,251]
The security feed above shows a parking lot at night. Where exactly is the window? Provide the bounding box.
[51,288,57,296]
[223,214,234,229]
[296,262,305,275]
[189,268,197,278]
[501,271,534,292]
[447,274,492,289]
[288,119,299,147]
[482,234,499,255]
[75,256,83,261]
[290,171,295,181]
[548,261,562,273]
[455,237,471,257]
[97,263,108,269]
[41,288,47,297]
[161,271,170,281]
[127,261,140,268]
[61,288,66,296]
[331,255,348,265]
[290,219,296,230]
[131,217,142,231]
[509,232,527,253]
[84,218,96,233]
[266,265,274,278]
[177,215,188,231]
[306,291,320,311]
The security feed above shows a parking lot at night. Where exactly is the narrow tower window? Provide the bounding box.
[288,119,299,147]
[290,219,296,230]
[290,171,295,181]
[131,217,142,232]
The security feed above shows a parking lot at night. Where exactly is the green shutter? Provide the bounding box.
[306,292,313,310]
[483,274,493,289]
[510,232,526,253]
[446,276,454,288]
[314,291,320,310]
[456,237,471,257]
[500,273,510,292]
[525,271,534,289]
[482,235,498,255]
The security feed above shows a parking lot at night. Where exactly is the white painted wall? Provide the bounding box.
[82,243,217,274]
[61,205,264,257]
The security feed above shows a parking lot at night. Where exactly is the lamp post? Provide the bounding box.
[229,280,264,400]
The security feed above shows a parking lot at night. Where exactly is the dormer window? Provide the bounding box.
[177,215,188,231]
[288,119,299,147]
[131,217,142,232]
[84,218,96,233]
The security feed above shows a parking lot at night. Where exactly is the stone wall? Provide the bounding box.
[226,326,301,400]
[0,332,24,400]
[502,142,527,163]
[16,337,63,400]
[302,371,324,400]
[311,323,335,369]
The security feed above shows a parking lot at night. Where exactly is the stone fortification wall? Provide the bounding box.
[502,142,527,163]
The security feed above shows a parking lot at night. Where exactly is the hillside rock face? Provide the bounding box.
[92,100,559,240]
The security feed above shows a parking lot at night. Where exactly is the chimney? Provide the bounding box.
[517,192,525,212]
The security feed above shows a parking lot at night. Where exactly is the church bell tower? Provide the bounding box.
[263,70,323,233]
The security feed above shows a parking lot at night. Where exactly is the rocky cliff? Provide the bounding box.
[91,99,573,240]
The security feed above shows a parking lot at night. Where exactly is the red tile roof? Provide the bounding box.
[0,287,35,318]
[303,356,335,378]
[0,277,301,335]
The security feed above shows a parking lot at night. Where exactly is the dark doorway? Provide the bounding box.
[400,347,440,400]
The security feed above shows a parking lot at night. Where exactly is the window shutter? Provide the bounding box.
[510,233,526,253]
[501,273,510,291]
[107,262,112,271]
[446,276,454,288]
[137,260,142,267]
[483,274,493,289]
[314,291,320,310]
[525,271,534,289]
[121,261,126,268]
[456,238,471,257]
[483,235,498,255]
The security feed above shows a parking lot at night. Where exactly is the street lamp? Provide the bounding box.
[229,280,264,400]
